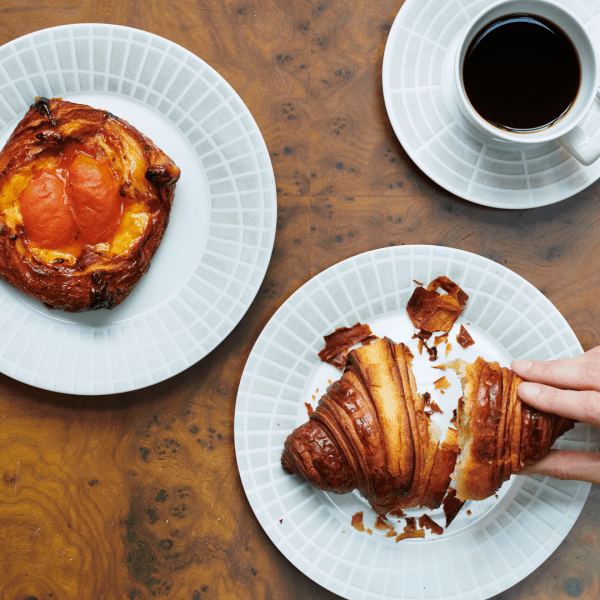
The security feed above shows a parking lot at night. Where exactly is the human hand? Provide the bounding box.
[511,347,600,485]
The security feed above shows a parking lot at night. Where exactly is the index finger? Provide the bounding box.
[511,347,600,392]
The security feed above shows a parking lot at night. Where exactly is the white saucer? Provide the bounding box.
[382,0,600,208]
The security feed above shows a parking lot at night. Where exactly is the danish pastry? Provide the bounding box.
[0,97,180,311]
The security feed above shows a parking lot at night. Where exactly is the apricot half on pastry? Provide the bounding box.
[0,97,180,312]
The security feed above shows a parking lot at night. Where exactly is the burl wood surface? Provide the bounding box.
[0,1,599,599]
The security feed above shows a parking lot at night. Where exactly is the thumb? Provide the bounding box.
[518,449,600,485]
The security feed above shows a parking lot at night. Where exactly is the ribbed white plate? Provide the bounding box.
[382,0,600,208]
[0,24,276,394]
[235,245,598,600]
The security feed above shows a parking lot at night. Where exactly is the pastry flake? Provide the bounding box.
[318,322,376,369]
[407,276,468,333]
[456,324,475,349]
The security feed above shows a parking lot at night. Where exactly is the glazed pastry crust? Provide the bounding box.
[0,98,180,312]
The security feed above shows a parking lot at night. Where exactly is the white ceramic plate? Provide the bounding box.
[382,0,600,208]
[0,24,276,394]
[235,245,598,600]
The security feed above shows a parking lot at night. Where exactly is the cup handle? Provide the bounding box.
[560,89,600,166]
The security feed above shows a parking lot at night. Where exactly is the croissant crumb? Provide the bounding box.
[407,276,468,333]
[456,324,475,349]
[317,322,376,369]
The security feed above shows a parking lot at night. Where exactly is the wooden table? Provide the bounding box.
[1,1,599,599]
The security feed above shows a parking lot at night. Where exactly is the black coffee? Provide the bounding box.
[462,14,580,132]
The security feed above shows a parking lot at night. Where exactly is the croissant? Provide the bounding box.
[0,97,180,311]
[281,340,575,516]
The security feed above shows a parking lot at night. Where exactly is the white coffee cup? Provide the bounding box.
[442,0,600,165]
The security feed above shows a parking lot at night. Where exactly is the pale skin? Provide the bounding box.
[511,346,600,485]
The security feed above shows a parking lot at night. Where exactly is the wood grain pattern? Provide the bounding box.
[0,0,599,599]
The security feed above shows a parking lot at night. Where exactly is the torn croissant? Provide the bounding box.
[282,345,574,515]
[281,338,459,515]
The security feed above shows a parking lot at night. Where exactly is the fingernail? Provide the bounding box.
[518,382,541,401]
[512,359,533,372]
